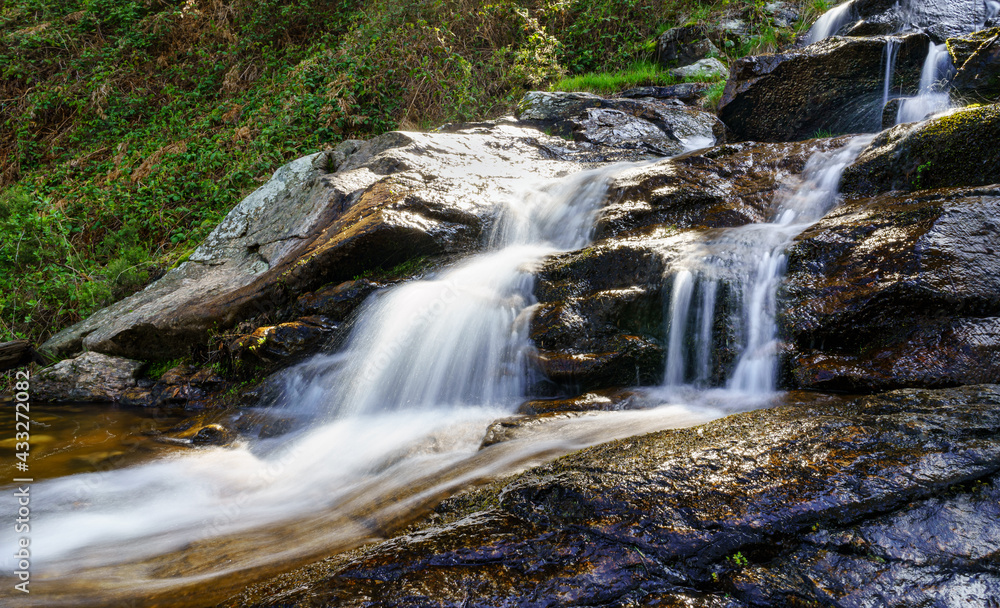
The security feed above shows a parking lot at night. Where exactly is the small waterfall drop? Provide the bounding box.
[805,0,856,44]
[661,136,874,395]
[883,37,902,108]
[895,41,953,124]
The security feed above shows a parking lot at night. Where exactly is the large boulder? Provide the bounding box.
[718,33,927,142]
[780,185,1000,392]
[34,351,144,402]
[840,103,1000,193]
[224,385,1000,607]
[655,25,720,68]
[40,125,588,360]
[949,28,1000,101]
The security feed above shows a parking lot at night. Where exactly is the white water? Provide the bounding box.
[805,0,856,44]
[896,41,953,124]
[883,37,902,108]
[2,140,760,605]
[661,136,874,395]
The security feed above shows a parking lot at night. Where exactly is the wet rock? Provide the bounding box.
[718,33,927,142]
[670,57,728,81]
[226,385,1000,608]
[570,104,722,156]
[618,83,714,104]
[655,25,720,68]
[780,186,1000,391]
[530,138,851,393]
[190,424,234,446]
[119,364,227,408]
[807,0,996,43]
[228,316,341,366]
[294,279,384,320]
[840,103,1000,194]
[34,351,143,402]
[517,388,642,415]
[41,123,586,360]
[764,1,799,28]
[950,28,1000,101]
[515,91,603,122]
[880,97,904,128]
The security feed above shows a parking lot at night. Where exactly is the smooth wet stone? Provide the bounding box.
[718,33,927,142]
[780,186,1000,391]
[294,279,385,320]
[227,316,341,366]
[809,0,997,42]
[33,351,143,402]
[841,103,1000,194]
[517,388,642,415]
[223,385,1000,608]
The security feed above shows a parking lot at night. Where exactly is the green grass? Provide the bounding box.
[552,60,726,95]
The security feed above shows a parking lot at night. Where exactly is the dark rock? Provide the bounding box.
[224,385,1000,608]
[881,97,903,127]
[780,186,1000,391]
[719,33,928,142]
[294,279,383,320]
[950,28,1000,101]
[190,423,234,446]
[529,138,852,393]
[228,316,341,366]
[655,25,720,68]
[840,103,1000,194]
[618,83,714,104]
[806,0,996,43]
[33,351,143,402]
[119,364,227,408]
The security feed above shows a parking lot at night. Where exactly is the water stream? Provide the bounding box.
[2,144,761,606]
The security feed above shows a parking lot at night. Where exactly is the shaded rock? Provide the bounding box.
[41,123,586,360]
[950,28,1000,101]
[780,186,1000,392]
[228,316,341,366]
[840,103,1000,194]
[294,279,384,320]
[670,57,727,81]
[225,385,1000,608]
[655,25,719,68]
[881,96,904,128]
[618,83,714,103]
[34,351,143,402]
[119,364,227,408]
[719,33,927,142]
[190,424,235,446]
[0,339,44,372]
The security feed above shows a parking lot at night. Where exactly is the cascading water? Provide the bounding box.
[896,41,954,123]
[661,136,874,395]
[2,141,744,606]
[883,37,902,108]
[804,0,856,44]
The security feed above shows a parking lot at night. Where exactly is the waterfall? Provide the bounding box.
[805,0,856,44]
[883,36,902,108]
[661,136,874,395]
[895,41,953,124]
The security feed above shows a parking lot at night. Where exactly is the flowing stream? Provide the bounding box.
[1,143,762,607]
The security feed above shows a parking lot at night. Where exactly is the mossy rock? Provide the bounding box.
[841,103,1000,194]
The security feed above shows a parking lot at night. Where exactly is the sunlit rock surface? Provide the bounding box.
[33,351,144,402]
[224,385,1000,608]
[781,185,1000,391]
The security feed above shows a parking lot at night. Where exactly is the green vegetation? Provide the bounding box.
[1,0,820,344]
[552,59,725,95]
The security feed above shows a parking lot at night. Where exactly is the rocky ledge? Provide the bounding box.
[224,384,1000,607]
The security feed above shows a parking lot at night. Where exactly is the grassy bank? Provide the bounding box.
[0,0,825,344]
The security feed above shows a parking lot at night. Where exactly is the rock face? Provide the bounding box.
[840,103,1000,194]
[39,125,586,361]
[671,57,728,81]
[225,385,1000,607]
[529,137,849,392]
[950,28,1000,101]
[718,33,927,142]
[41,98,724,362]
[806,0,999,42]
[780,185,1000,392]
[655,25,720,67]
[34,351,144,402]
